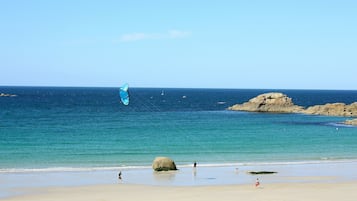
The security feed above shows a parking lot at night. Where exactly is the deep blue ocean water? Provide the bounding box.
[1,87,357,171]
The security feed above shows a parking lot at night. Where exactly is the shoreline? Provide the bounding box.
[2,158,357,173]
[1,161,357,199]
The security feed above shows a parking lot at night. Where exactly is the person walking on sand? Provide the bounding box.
[255,178,260,187]
[118,171,122,180]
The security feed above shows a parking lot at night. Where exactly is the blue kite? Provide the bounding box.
[119,83,130,105]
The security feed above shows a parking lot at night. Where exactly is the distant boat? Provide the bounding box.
[217,101,226,105]
[182,95,187,99]
[161,90,165,96]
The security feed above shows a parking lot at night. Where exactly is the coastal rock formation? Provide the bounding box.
[248,171,277,175]
[227,92,304,113]
[304,102,357,117]
[0,93,17,97]
[344,118,357,126]
[228,92,357,126]
[152,157,177,171]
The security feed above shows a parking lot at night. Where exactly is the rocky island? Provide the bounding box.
[304,102,357,117]
[227,92,304,113]
[345,119,357,126]
[228,92,357,126]
[0,93,17,97]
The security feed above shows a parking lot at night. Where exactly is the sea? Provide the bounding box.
[1,86,357,173]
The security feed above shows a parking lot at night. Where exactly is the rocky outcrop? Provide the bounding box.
[304,102,357,117]
[152,157,177,171]
[0,93,17,97]
[248,171,277,175]
[228,93,357,122]
[344,118,357,126]
[227,92,304,113]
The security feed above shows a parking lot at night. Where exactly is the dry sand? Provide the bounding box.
[2,182,356,201]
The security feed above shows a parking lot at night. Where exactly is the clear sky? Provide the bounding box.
[1,0,356,89]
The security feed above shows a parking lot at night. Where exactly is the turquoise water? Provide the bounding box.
[1,87,357,171]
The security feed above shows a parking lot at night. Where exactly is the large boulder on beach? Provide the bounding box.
[152,157,177,171]
[304,102,357,117]
[228,92,304,113]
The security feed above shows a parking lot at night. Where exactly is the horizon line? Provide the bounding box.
[0,85,356,91]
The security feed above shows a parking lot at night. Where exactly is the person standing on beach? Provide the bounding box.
[255,178,260,187]
[192,161,197,177]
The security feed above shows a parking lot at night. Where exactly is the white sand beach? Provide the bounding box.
[2,182,357,201]
[1,161,357,201]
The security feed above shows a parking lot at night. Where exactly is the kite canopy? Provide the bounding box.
[119,83,129,105]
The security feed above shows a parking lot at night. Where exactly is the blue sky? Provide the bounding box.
[1,0,356,89]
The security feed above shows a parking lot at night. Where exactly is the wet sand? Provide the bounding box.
[1,161,357,200]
